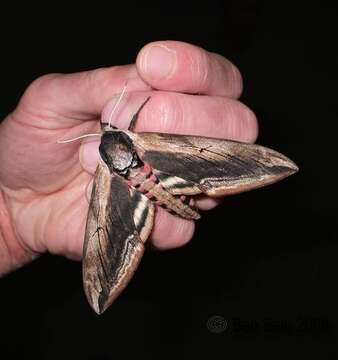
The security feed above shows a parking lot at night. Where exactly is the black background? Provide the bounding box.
[1,1,337,358]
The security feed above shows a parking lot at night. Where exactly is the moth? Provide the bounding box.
[81,97,298,314]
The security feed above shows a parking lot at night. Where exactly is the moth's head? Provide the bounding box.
[99,130,139,175]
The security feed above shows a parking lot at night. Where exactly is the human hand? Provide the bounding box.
[0,41,258,275]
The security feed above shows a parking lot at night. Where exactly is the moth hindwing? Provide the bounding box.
[83,100,298,314]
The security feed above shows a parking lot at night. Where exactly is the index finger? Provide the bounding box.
[136,41,243,98]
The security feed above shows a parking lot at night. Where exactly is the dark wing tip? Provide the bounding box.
[270,151,299,179]
[287,159,299,174]
[83,285,105,315]
[84,287,111,315]
[97,294,109,315]
[258,149,299,188]
[91,301,105,315]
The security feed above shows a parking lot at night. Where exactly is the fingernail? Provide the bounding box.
[142,45,176,80]
[79,140,100,174]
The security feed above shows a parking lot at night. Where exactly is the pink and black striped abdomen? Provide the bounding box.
[126,163,200,220]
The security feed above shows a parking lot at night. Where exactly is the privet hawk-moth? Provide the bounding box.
[82,97,298,314]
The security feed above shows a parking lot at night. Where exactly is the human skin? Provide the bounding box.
[0,41,258,276]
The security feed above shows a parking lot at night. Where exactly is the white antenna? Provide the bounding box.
[57,133,101,144]
[58,82,128,144]
[107,80,128,127]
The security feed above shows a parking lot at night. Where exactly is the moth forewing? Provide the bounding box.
[83,158,154,314]
[130,132,298,197]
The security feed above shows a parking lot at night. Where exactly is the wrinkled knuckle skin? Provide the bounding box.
[229,62,243,98]
[222,100,259,143]
[193,49,210,92]
[85,67,109,90]
[241,105,259,143]
[25,73,61,96]
[174,222,194,248]
[147,93,182,133]
[152,220,194,250]
[212,53,243,98]
[18,74,62,109]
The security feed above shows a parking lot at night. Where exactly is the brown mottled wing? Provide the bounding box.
[83,161,154,314]
[130,132,298,196]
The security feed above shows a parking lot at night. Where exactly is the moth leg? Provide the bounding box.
[128,97,151,131]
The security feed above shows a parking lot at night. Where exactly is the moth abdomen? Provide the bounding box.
[147,184,200,220]
[127,163,200,220]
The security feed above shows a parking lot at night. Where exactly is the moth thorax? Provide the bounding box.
[99,131,139,175]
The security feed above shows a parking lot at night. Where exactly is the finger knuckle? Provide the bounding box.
[191,49,211,92]
[222,100,258,143]
[25,73,61,97]
[148,93,183,133]
[237,102,259,143]
[213,53,243,97]
[155,219,194,250]
[85,67,107,88]
[228,62,243,98]
[170,220,195,248]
